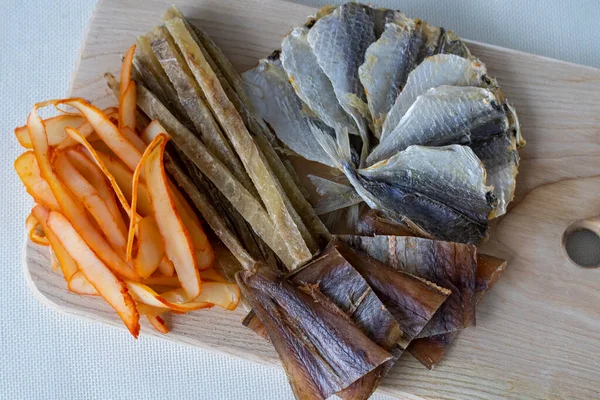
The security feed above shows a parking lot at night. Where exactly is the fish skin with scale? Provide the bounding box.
[281,26,358,136]
[307,2,376,165]
[359,13,424,137]
[242,59,337,168]
[368,85,509,165]
[381,54,489,141]
[346,145,494,244]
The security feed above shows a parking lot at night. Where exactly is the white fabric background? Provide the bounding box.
[1,1,598,399]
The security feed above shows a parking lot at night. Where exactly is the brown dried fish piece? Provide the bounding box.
[357,209,430,238]
[409,254,507,369]
[237,267,392,400]
[165,18,314,267]
[146,26,257,199]
[244,240,449,399]
[338,235,477,337]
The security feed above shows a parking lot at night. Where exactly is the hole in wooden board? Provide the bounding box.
[562,222,600,268]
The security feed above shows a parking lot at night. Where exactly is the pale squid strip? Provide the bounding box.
[56,107,118,150]
[57,98,142,171]
[142,268,225,287]
[157,258,175,277]
[121,126,146,153]
[65,149,126,232]
[146,314,169,334]
[15,151,60,211]
[145,135,201,299]
[161,282,240,310]
[134,216,165,279]
[119,81,137,131]
[26,212,49,246]
[126,281,208,312]
[120,44,136,97]
[54,152,127,252]
[47,211,140,337]
[68,271,99,296]
[127,134,165,261]
[28,111,137,281]
[32,205,78,281]
[15,115,85,148]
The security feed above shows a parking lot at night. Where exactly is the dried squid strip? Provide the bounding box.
[120,77,295,268]
[165,17,313,267]
[146,26,256,198]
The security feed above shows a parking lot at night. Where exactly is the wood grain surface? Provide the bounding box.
[24,0,600,399]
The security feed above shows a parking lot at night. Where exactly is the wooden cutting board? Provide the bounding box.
[23,0,600,398]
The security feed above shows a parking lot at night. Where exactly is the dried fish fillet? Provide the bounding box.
[381,54,489,141]
[244,240,449,399]
[242,59,337,168]
[309,175,362,215]
[338,235,477,337]
[369,86,509,165]
[408,254,507,369]
[359,13,423,137]
[281,26,357,136]
[237,267,392,399]
[348,145,494,244]
[307,2,376,164]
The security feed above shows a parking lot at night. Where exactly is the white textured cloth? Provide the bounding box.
[1,1,598,399]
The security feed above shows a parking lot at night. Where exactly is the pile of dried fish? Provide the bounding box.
[112,4,513,399]
[244,2,525,245]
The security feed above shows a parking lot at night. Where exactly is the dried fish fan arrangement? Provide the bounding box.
[244,2,525,245]
[109,3,511,399]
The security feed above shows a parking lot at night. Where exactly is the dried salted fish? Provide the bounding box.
[307,2,376,164]
[347,145,495,244]
[237,267,392,399]
[380,54,490,141]
[339,235,477,337]
[408,254,507,369]
[242,59,337,168]
[281,26,357,136]
[244,240,449,399]
[368,86,509,165]
[250,2,524,243]
[359,13,423,137]
[309,175,362,215]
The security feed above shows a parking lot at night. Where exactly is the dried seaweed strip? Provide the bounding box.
[146,27,258,200]
[338,235,476,337]
[125,78,295,267]
[237,267,391,399]
[165,18,313,268]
